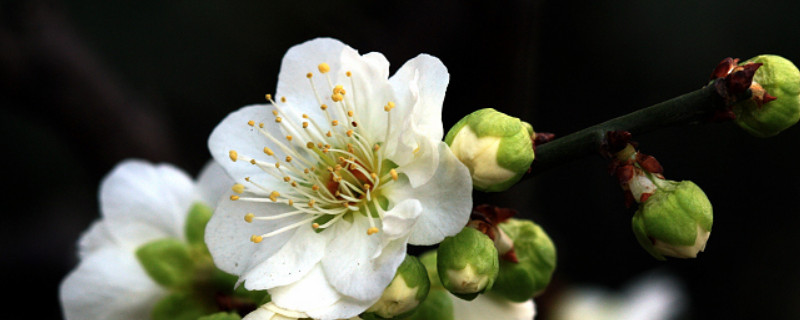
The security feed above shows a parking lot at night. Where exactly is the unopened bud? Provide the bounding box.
[631,180,713,260]
[445,108,535,192]
[363,255,430,319]
[732,55,800,137]
[437,227,499,300]
[490,218,556,302]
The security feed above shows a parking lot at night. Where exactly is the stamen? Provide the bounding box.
[229,150,238,162]
[232,184,245,194]
[248,120,255,127]
[269,191,280,202]
[244,213,255,223]
[318,63,330,73]
[251,235,263,243]
[367,227,379,235]
[230,195,240,201]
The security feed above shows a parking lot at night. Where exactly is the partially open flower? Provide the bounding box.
[730,55,800,137]
[445,108,535,192]
[206,38,473,319]
[631,180,713,260]
[437,228,499,299]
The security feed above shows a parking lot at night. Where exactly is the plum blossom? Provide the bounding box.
[206,38,472,319]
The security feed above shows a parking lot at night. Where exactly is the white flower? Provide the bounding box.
[451,292,536,320]
[59,160,231,320]
[206,38,473,319]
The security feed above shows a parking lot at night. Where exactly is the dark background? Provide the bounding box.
[3,1,800,319]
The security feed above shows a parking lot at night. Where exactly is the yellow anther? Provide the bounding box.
[291,181,298,187]
[265,94,272,101]
[269,191,280,202]
[283,176,291,182]
[312,185,320,191]
[322,148,329,153]
[259,123,264,128]
[280,96,287,103]
[364,183,371,190]
[347,110,354,117]
[334,164,343,171]
[275,117,282,123]
[248,120,255,127]
[308,199,315,207]
[229,150,238,162]
[321,104,328,110]
[232,183,245,194]
[311,166,316,171]
[306,72,313,78]
[373,144,380,151]
[250,159,256,165]
[318,142,324,148]
[288,199,294,206]
[245,177,251,182]
[285,156,292,162]
[318,63,330,73]
[302,114,309,118]
[390,169,398,181]
[251,235,263,243]
[352,121,358,127]
[371,173,378,179]
[230,195,240,201]
[326,131,332,137]
[307,142,315,149]
[244,213,255,223]
[275,162,281,168]
[346,71,352,77]
[302,122,309,128]
[304,168,310,174]
[367,227,379,235]
[325,144,331,149]
[331,120,339,126]
[333,85,344,94]
[413,145,420,154]
[335,191,341,197]
[387,101,395,109]
[346,130,354,137]
[286,135,293,141]
[327,166,334,172]
[312,223,320,229]
[264,147,274,156]
[272,110,279,116]
[332,93,344,102]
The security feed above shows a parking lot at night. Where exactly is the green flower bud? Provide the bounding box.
[406,251,455,320]
[631,180,713,260]
[135,238,195,288]
[444,108,535,192]
[437,227,499,300]
[491,218,556,302]
[733,55,800,137]
[363,255,430,319]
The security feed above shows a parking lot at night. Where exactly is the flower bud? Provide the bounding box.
[243,302,307,320]
[437,227,499,300]
[363,255,430,319]
[732,55,800,137]
[631,180,713,260]
[444,108,535,192]
[490,218,556,302]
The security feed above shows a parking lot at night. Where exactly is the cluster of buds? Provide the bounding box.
[711,55,800,137]
[605,131,713,260]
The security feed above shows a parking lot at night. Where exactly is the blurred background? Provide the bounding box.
[3,0,800,319]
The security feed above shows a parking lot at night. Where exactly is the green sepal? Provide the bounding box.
[185,202,213,246]
[151,292,207,320]
[637,180,712,246]
[734,54,800,137]
[418,250,442,289]
[136,238,195,288]
[197,312,242,320]
[632,211,665,260]
[491,219,557,302]
[362,255,431,319]
[437,227,499,295]
[405,289,454,320]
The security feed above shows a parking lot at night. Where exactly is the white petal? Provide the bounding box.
[269,264,343,312]
[392,130,439,188]
[322,215,408,301]
[76,220,115,259]
[205,195,303,277]
[304,296,375,320]
[196,160,233,207]
[208,104,289,182]
[241,218,331,290]
[451,292,536,320]
[100,160,197,249]
[389,54,449,141]
[381,199,423,241]
[387,142,473,245]
[60,246,165,320]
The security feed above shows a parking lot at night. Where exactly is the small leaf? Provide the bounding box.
[151,293,206,320]
[185,202,213,245]
[136,238,195,288]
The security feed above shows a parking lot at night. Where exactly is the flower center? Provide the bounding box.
[227,62,400,243]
